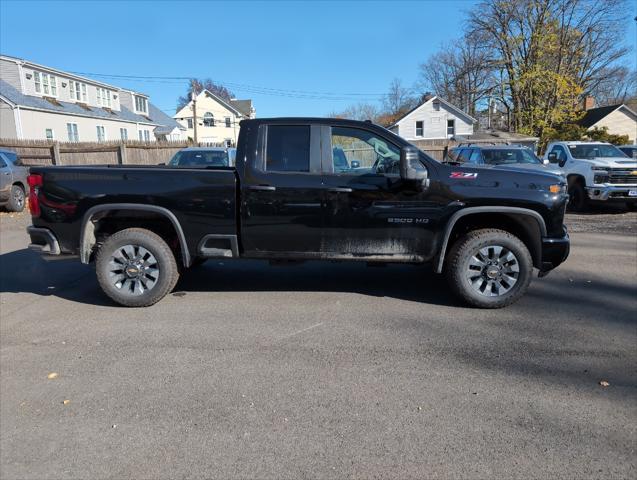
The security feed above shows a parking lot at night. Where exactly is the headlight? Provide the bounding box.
[591,166,609,184]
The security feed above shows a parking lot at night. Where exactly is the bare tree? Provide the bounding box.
[382,78,417,116]
[177,78,235,111]
[328,103,380,121]
[418,32,494,116]
[588,67,637,106]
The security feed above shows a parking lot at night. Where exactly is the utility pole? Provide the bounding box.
[191,80,198,144]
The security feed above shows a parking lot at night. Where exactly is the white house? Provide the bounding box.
[0,54,186,142]
[579,103,637,144]
[174,90,255,146]
[389,96,476,141]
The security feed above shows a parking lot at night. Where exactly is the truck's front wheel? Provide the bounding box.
[445,229,533,308]
[95,228,179,307]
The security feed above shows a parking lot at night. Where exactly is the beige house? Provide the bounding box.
[174,89,255,146]
[0,54,185,141]
[579,103,637,144]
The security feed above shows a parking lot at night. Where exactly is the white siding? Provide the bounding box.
[0,100,17,138]
[394,98,474,141]
[174,91,242,144]
[0,58,21,90]
[18,109,149,142]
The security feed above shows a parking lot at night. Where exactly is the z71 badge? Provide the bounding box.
[450,172,478,179]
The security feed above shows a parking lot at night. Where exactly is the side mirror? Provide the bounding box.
[547,152,557,163]
[350,160,360,169]
[400,146,427,183]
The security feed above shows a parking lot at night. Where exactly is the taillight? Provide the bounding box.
[27,173,43,217]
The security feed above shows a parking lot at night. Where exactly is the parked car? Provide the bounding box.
[447,144,562,174]
[618,145,637,159]
[168,147,231,168]
[26,117,569,309]
[0,149,28,212]
[544,141,637,211]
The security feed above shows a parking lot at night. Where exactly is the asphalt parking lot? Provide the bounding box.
[1,208,636,479]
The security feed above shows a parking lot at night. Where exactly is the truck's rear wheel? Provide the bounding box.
[95,228,179,307]
[445,229,533,308]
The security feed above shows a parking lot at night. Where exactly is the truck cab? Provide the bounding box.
[544,141,637,210]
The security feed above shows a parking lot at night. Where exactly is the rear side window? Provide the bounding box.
[266,125,310,172]
[1,151,19,165]
[0,156,6,168]
[456,149,471,163]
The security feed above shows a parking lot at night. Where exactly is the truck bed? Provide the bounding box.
[29,165,237,257]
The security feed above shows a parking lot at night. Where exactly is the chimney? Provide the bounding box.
[583,96,595,110]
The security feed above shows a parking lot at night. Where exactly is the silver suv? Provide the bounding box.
[0,149,28,212]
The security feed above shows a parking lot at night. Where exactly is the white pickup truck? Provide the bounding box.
[544,141,637,211]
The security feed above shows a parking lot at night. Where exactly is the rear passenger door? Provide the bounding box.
[241,124,325,255]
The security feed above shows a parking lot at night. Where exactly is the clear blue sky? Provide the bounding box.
[1,0,635,117]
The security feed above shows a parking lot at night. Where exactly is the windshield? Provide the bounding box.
[568,144,627,159]
[481,148,541,165]
[168,150,228,167]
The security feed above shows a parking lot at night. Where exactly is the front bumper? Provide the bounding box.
[539,229,570,274]
[27,226,61,256]
[586,185,637,201]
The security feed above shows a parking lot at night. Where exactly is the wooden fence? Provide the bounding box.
[0,139,226,166]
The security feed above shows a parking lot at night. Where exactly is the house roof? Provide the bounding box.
[389,96,478,128]
[579,104,637,128]
[0,79,183,130]
[229,99,253,117]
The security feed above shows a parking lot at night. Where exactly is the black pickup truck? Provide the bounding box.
[26,118,569,308]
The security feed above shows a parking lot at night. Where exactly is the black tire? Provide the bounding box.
[95,228,179,307]
[6,184,25,212]
[567,180,588,212]
[445,228,533,309]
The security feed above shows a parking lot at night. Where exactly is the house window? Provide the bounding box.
[45,129,54,140]
[96,126,106,142]
[120,128,128,140]
[96,87,112,107]
[34,71,57,96]
[66,123,79,142]
[187,118,193,128]
[138,129,150,141]
[203,112,215,127]
[225,117,231,128]
[225,138,232,147]
[415,121,424,137]
[433,99,441,111]
[447,119,455,136]
[134,95,148,113]
[69,81,87,102]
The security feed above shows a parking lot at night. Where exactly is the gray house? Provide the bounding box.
[0,55,185,142]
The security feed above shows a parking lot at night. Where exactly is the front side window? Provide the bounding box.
[45,128,54,140]
[568,144,626,159]
[34,71,57,96]
[69,81,87,102]
[330,126,401,175]
[96,87,112,107]
[415,121,424,137]
[67,123,79,142]
[120,128,128,140]
[266,125,310,172]
[447,119,455,136]
[96,126,106,142]
[203,112,215,127]
[549,145,567,162]
[134,95,148,113]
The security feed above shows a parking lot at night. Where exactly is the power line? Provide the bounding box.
[69,70,387,101]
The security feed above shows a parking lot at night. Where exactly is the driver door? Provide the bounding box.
[319,125,438,262]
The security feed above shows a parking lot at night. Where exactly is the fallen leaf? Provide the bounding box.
[47,372,58,379]
[599,380,610,387]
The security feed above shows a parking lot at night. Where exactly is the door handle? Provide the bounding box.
[328,187,353,193]
[249,185,276,191]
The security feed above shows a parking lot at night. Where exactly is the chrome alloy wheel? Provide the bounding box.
[465,245,520,297]
[13,188,24,209]
[108,244,159,296]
